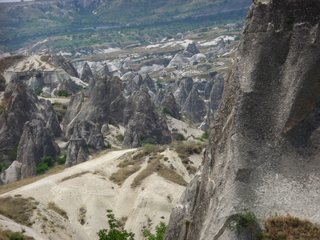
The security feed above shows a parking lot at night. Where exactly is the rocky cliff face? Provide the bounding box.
[165,1,320,239]
[0,79,62,182]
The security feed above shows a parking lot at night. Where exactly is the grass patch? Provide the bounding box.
[0,229,34,240]
[260,215,320,240]
[131,155,187,188]
[175,143,205,156]
[48,202,68,220]
[109,165,141,186]
[60,171,90,182]
[0,196,39,226]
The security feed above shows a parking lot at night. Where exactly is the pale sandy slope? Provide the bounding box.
[0,147,202,240]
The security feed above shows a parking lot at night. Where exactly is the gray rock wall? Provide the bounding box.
[165,1,320,239]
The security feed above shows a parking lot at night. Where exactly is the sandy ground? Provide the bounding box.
[0,147,203,240]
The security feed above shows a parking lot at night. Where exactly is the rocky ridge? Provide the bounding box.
[165,1,320,239]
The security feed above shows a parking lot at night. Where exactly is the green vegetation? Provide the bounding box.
[98,210,166,240]
[8,144,18,161]
[163,107,173,117]
[36,154,67,174]
[0,196,39,226]
[105,143,112,149]
[51,102,67,122]
[142,222,167,240]
[35,87,43,96]
[0,230,34,240]
[201,130,209,140]
[97,209,135,240]
[260,215,320,240]
[48,202,68,220]
[0,162,9,172]
[232,212,258,232]
[57,90,69,97]
[174,133,185,141]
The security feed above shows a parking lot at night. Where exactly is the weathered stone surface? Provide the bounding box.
[161,91,181,120]
[143,73,156,93]
[182,85,206,123]
[17,119,60,179]
[80,62,94,83]
[125,74,144,95]
[0,81,62,162]
[183,42,200,58]
[50,53,79,78]
[56,78,77,96]
[65,137,89,168]
[174,83,188,110]
[62,92,84,129]
[165,1,320,239]
[123,86,172,148]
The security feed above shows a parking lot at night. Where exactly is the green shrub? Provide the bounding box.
[174,133,185,141]
[142,221,167,240]
[201,130,209,139]
[36,162,49,174]
[35,72,42,78]
[7,232,26,240]
[0,163,9,172]
[163,107,173,117]
[97,210,135,240]
[232,212,258,232]
[57,153,67,165]
[35,88,43,96]
[116,135,125,142]
[8,145,18,161]
[104,143,112,149]
[57,90,69,97]
[41,156,55,167]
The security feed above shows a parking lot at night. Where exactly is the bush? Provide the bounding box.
[231,212,258,232]
[260,215,320,240]
[104,143,112,149]
[41,156,55,167]
[163,107,173,117]
[0,163,9,172]
[97,210,135,240]
[201,130,209,140]
[57,153,67,165]
[36,162,49,174]
[35,88,43,96]
[57,90,69,97]
[35,72,42,78]
[8,145,18,161]
[142,222,167,240]
[174,133,185,141]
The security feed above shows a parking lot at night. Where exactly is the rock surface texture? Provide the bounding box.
[165,1,320,239]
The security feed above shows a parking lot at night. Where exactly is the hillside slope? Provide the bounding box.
[0,146,203,240]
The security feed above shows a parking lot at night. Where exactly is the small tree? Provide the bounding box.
[142,222,167,240]
[97,210,135,240]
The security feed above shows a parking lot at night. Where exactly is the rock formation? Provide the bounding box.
[181,85,206,123]
[161,92,181,120]
[80,62,94,83]
[123,86,172,148]
[0,79,62,182]
[183,42,200,57]
[165,1,320,239]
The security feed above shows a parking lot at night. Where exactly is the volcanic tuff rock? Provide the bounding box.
[80,62,94,83]
[161,92,182,120]
[183,42,200,58]
[182,85,206,123]
[165,1,320,239]
[123,86,172,148]
[0,79,62,182]
[17,119,60,179]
